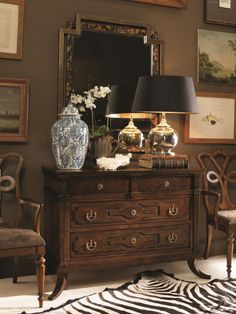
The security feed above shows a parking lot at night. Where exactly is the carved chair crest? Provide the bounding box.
[197,150,236,211]
[0,153,23,226]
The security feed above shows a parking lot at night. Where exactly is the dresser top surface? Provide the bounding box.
[42,165,202,177]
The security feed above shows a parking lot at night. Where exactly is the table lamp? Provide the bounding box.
[106,83,151,150]
[132,75,198,155]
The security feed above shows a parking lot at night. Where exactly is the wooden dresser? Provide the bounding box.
[42,166,208,300]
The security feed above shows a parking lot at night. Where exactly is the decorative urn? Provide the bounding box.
[51,103,89,169]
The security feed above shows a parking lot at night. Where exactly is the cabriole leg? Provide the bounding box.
[48,273,68,300]
[187,258,211,279]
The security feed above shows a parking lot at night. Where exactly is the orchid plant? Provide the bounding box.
[70,85,111,138]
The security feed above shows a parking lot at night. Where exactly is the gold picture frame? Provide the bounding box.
[0,0,24,59]
[185,92,236,144]
[125,0,186,8]
[0,77,29,143]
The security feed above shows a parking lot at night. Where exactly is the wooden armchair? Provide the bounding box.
[197,150,236,278]
[0,153,45,307]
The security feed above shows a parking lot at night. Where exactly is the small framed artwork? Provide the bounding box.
[0,78,29,143]
[0,0,24,60]
[205,0,236,27]
[198,29,236,85]
[185,92,236,144]
[125,0,186,8]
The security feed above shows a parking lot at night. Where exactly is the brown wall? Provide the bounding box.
[0,0,235,276]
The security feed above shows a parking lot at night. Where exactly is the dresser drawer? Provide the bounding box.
[139,176,192,192]
[70,224,190,258]
[70,197,190,227]
[67,176,130,195]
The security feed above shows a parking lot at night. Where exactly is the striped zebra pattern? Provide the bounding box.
[26,270,236,314]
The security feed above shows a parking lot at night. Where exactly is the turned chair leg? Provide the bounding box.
[226,233,234,279]
[204,224,213,259]
[12,256,19,283]
[35,256,45,308]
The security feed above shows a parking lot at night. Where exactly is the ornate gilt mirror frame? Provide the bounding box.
[57,14,163,113]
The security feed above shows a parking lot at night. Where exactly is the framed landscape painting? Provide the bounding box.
[0,78,29,142]
[185,92,236,144]
[198,29,236,84]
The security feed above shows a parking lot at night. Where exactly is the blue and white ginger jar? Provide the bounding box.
[51,103,89,169]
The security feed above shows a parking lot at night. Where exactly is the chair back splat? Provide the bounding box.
[197,150,236,211]
[197,150,236,279]
[0,153,23,226]
[0,152,45,308]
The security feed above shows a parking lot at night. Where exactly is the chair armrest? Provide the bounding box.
[19,197,44,234]
[201,190,220,228]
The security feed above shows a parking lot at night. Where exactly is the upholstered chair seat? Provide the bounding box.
[217,210,236,225]
[0,228,45,249]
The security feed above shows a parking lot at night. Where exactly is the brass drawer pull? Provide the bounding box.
[86,210,97,222]
[168,233,178,244]
[131,209,137,216]
[131,237,137,245]
[163,180,170,188]
[168,205,179,216]
[85,240,97,251]
[97,183,104,191]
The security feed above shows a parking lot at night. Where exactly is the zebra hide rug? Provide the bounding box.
[23,270,236,314]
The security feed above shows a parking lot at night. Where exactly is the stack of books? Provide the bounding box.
[138,154,189,169]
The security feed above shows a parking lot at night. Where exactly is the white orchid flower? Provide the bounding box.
[70,93,84,104]
[93,86,104,98]
[84,87,98,98]
[85,86,111,98]
[99,86,111,98]
[77,105,86,112]
[69,85,111,136]
[84,90,92,96]
[69,84,111,135]
[84,96,96,110]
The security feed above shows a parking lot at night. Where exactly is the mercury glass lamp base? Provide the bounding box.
[148,114,178,155]
[118,119,144,149]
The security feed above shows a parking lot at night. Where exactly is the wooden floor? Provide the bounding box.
[0,255,235,314]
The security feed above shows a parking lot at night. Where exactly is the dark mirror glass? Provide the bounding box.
[71,31,152,125]
[72,31,151,92]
